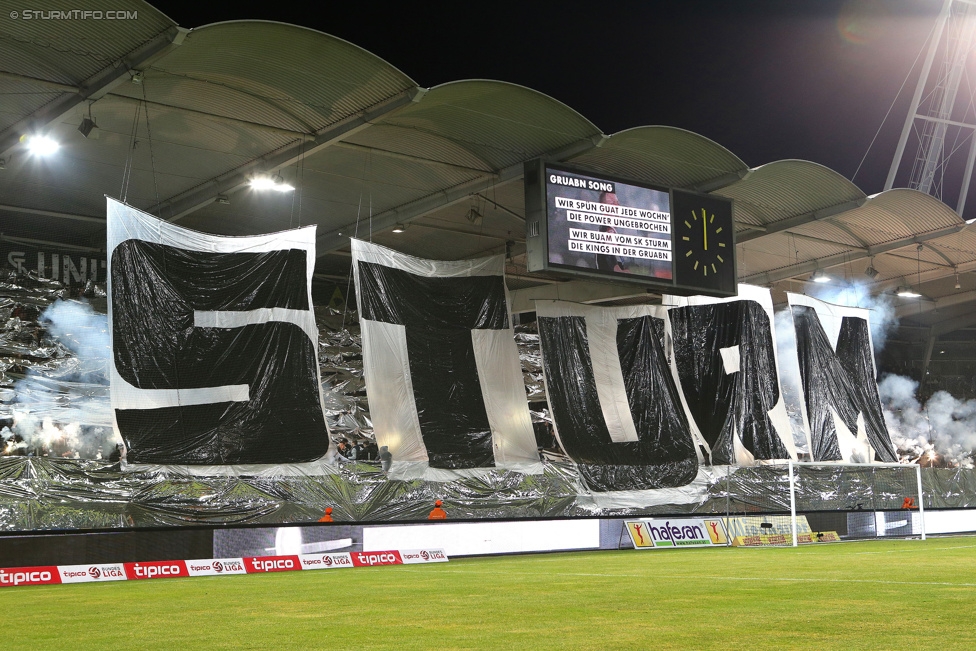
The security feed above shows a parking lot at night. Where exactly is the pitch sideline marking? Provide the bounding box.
[408,568,976,588]
[854,544,976,554]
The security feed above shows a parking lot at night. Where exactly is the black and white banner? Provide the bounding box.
[107,198,331,470]
[788,293,897,463]
[535,300,702,497]
[664,284,797,465]
[352,239,541,480]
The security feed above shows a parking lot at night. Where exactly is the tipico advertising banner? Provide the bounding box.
[626,518,728,549]
[0,549,448,588]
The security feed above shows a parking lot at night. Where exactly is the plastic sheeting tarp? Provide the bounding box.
[666,284,797,465]
[107,199,331,468]
[787,293,897,463]
[351,239,541,481]
[0,456,963,532]
[535,300,701,494]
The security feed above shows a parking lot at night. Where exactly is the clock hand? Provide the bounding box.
[702,209,708,251]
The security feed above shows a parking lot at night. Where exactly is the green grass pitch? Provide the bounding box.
[3,537,975,650]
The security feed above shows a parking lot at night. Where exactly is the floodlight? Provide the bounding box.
[78,117,97,139]
[215,195,230,205]
[131,71,144,84]
[465,207,482,224]
[896,286,921,298]
[955,273,962,290]
[26,135,59,156]
[249,174,294,192]
[864,265,879,279]
[250,176,276,190]
[392,223,407,233]
[0,158,5,170]
[810,269,830,283]
[272,177,295,192]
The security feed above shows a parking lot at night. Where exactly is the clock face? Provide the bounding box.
[672,190,736,296]
[681,207,728,276]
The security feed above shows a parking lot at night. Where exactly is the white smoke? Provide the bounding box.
[878,374,975,469]
[805,279,897,353]
[773,281,976,466]
[804,281,976,467]
[7,299,120,459]
[42,299,111,371]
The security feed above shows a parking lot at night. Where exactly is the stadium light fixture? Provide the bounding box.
[249,173,294,192]
[25,135,59,156]
[78,117,97,139]
[896,245,925,299]
[864,263,879,279]
[810,269,830,283]
[392,223,407,233]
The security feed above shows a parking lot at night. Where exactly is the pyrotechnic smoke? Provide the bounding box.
[774,279,899,456]
[802,281,976,466]
[7,299,119,458]
[805,279,897,353]
[879,374,976,469]
[773,280,976,466]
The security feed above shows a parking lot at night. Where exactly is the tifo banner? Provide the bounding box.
[0,549,448,588]
[352,239,541,480]
[625,518,728,549]
[787,293,897,463]
[535,300,701,492]
[665,285,797,465]
[107,198,331,467]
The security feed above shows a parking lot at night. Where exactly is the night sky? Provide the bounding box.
[152,0,945,196]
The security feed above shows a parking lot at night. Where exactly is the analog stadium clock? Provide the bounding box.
[672,189,736,296]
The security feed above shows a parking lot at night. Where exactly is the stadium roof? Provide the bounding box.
[0,2,973,334]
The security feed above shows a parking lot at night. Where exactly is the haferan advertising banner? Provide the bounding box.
[625,518,729,549]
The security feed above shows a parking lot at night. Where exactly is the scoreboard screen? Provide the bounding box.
[525,161,736,297]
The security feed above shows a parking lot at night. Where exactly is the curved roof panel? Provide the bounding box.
[716,159,866,232]
[375,80,603,171]
[569,126,747,190]
[832,188,963,246]
[110,21,418,133]
[0,0,175,85]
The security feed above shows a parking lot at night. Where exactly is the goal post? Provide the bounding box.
[788,461,925,543]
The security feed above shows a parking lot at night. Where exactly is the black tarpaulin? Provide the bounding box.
[536,301,698,492]
[107,199,330,466]
[667,288,793,465]
[351,239,541,480]
[358,261,505,469]
[788,293,897,463]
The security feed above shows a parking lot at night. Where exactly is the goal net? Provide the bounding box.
[790,461,924,543]
[718,462,925,547]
